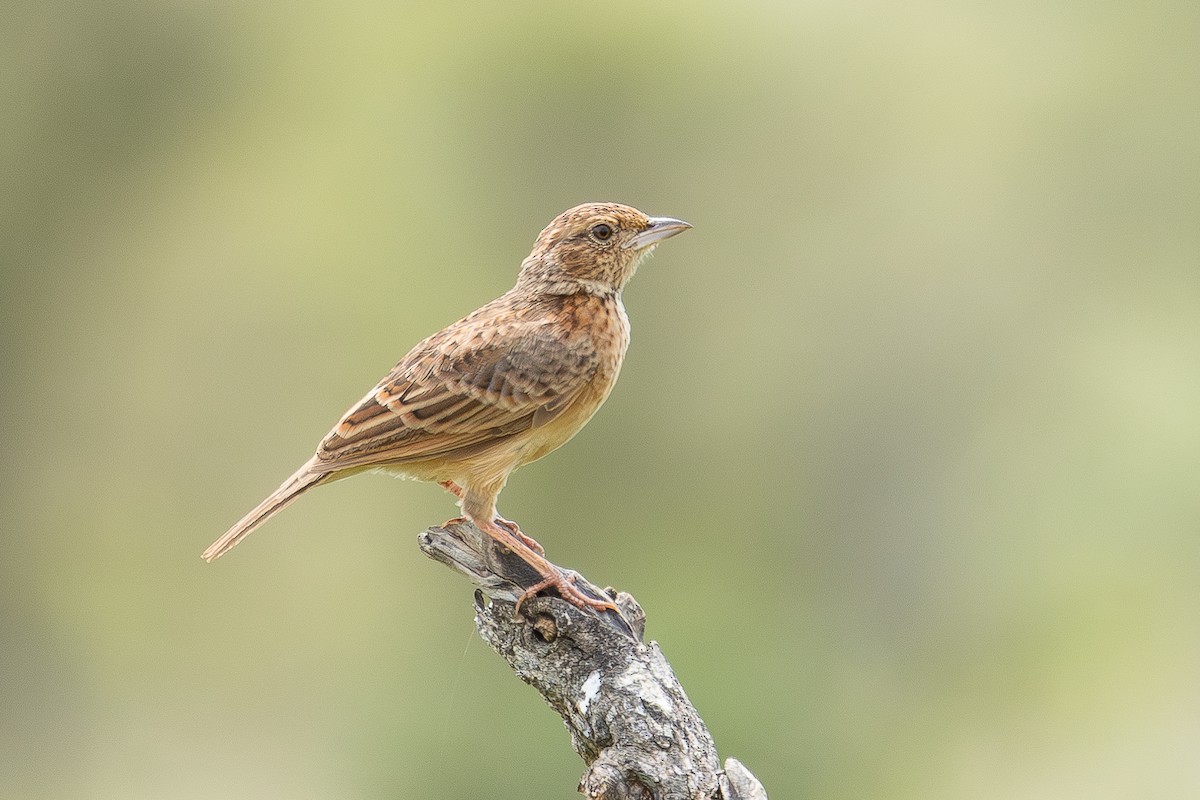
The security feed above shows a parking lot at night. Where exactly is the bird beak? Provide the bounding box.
[623,216,693,250]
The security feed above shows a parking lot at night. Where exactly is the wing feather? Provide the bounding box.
[313,303,598,473]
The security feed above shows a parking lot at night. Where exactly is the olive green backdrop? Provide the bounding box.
[3,1,1198,798]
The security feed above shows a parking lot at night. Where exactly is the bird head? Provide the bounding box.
[518,203,691,295]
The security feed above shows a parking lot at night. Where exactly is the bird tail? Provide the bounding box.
[202,459,329,562]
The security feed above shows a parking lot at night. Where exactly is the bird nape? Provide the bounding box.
[203,202,692,613]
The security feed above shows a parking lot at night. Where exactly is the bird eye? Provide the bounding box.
[590,223,613,242]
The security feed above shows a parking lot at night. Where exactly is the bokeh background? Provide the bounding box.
[3,1,1199,798]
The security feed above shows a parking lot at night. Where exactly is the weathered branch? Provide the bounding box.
[418,521,768,800]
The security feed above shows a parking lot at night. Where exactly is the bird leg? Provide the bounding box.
[475,519,618,616]
[440,481,544,555]
[494,516,545,556]
[437,515,545,557]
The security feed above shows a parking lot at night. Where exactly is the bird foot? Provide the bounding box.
[495,516,545,556]
[461,517,616,617]
[440,515,544,556]
[515,570,619,617]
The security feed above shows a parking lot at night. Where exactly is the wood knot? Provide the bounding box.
[579,763,654,800]
[530,612,558,643]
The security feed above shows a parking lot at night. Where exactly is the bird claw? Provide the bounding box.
[495,516,545,556]
[441,514,545,556]
[468,516,617,618]
[514,570,620,617]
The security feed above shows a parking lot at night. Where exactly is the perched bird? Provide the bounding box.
[203,202,691,611]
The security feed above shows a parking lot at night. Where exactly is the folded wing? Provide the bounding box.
[314,317,598,472]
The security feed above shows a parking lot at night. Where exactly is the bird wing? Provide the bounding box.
[312,312,599,472]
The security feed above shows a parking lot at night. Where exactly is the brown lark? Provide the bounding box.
[203,202,691,612]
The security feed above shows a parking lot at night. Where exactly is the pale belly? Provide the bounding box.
[367,369,616,488]
[517,382,613,466]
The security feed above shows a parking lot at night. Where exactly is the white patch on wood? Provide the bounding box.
[577,670,602,714]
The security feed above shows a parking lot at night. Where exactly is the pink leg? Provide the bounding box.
[474,518,617,616]
[441,481,543,555]
[494,516,545,556]
[455,485,614,615]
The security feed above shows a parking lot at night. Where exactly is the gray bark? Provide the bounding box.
[418,521,768,800]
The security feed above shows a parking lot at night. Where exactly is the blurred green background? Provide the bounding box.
[3,1,1198,798]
